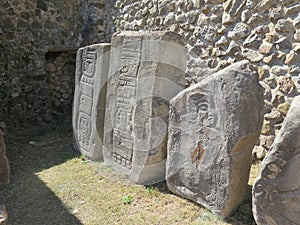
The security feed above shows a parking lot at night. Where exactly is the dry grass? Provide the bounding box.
[0,119,260,225]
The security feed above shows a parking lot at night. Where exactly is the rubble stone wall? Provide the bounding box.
[114,0,300,155]
[0,0,112,124]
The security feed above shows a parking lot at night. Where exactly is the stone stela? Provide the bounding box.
[73,43,111,160]
[103,31,186,185]
[166,60,264,218]
[72,31,298,221]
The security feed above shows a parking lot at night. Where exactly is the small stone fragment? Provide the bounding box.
[278,75,296,95]
[259,41,273,54]
[277,101,291,115]
[228,23,250,40]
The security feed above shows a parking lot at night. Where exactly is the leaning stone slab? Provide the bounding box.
[0,129,10,184]
[103,31,186,185]
[253,96,300,225]
[73,43,111,160]
[166,60,264,218]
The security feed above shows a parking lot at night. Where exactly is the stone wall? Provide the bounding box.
[0,0,112,124]
[113,0,300,155]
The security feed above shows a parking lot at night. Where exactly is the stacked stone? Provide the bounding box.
[0,0,108,124]
[115,0,300,156]
[46,52,76,117]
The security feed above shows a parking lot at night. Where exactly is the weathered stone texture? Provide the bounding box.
[253,95,300,225]
[73,43,111,160]
[115,0,300,156]
[0,0,110,124]
[166,60,264,217]
[104,31,185,184]
[0,130,10,184]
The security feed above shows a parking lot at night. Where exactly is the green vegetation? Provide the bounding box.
[0,120,260,225]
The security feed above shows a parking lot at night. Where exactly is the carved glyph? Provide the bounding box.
[104,31,186,184]
[73,43,111,160]
[166,60,264,217]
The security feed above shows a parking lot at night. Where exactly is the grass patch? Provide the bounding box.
[0,120,261,225]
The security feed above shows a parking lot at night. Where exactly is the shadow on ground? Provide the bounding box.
[0,117,257,225]
[0,119,83,225]
[144,177,256,225]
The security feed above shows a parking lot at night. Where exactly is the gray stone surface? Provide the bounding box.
[103,31,185,185]
[166,60,264,217]
[73,43,111,160]
[253,96,300,225]
[0,130,10,184]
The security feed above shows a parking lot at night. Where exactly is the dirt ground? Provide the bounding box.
[0,118,259,225]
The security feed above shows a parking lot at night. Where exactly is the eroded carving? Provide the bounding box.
[73,43,111,160]
[104,31,185,184]
[166,60,264,217]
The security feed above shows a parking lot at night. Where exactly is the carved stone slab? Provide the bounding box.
[253,96,300,225]
[0,129,10,184]
[166,60,264,217]
[73,43,111,160]
[103,31,186,184]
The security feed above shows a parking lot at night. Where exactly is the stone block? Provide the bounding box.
[166,60,264,218]
[253,96,300,225]
[103,31,186,185]
[73,43,111,160]
[0,130,10,184]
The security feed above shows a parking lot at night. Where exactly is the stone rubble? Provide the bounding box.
[115,0,300,156]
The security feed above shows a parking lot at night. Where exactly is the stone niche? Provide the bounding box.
[45,50,76,119]
[103,31,186,185]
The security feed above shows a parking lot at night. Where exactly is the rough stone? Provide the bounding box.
[243,33,262,49]
[103,31,185,185]
[275,18,294,33]
[228,23,250,40]
[285,4,300,16]
[258,41,273,54]
[261,120,273,135]
[278,75,296,95]
[277,101,291,115]
[242,49,264,62]
[294,30,300,42]
[253,96,300,225]
[252,145,267,160]
[0,130,10,184]
[73,43,111,160]
[166,60,264,218]
[260,135,275,150]
[224,0,247,17]
[285,50,300,65]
